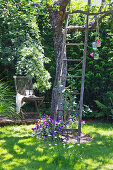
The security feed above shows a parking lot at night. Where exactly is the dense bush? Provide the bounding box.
[95,91,113,120]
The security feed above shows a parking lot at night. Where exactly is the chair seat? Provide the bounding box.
[22,96,44,102]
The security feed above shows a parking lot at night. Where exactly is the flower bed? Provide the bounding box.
[32,114,85,142]
[32,115,64,141]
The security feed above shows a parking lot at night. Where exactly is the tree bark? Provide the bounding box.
[51,25,67,119]
[48,4,68,119]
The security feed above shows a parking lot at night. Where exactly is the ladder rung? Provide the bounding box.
[63,59,81,61]
[67,76,81,78]
[68,60,83,71]
[75,76,81,78]
[58,109,79,112]
[67,92,80,95]
[61,129,78,133]
[66,43,84,46]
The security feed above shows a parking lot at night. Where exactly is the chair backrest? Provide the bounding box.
[13,76,33,95]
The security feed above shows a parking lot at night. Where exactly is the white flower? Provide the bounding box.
[68,145,74,148]
[61,136,65,139]
[63,139,66,142]
[48,134,52,137]
[88,108,92,112]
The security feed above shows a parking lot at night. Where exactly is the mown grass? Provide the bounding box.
[0,122,113,170]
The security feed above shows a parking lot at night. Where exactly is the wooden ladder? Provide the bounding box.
[57,9,89,144]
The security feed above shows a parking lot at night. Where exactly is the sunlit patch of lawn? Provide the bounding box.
[0,122,113,170]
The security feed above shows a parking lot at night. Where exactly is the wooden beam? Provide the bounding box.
[67,10,113,33]
[66,9,113,16]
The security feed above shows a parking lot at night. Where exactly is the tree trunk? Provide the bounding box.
[51,29,67,119]
[48,5,68,119]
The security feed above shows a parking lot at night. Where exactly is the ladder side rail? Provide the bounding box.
[78,14,89,144]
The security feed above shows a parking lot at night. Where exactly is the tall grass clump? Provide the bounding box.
[0,79,16,119]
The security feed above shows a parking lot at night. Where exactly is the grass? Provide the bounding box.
[0,122,113,170]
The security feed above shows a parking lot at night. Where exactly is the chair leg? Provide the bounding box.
[34,101,40,118]
[20,109,25,120]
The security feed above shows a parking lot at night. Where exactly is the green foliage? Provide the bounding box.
[16,14,51,91]
[95,91,113,120]
[85,17,113,108]
[57,76,79,118]
[59,75,91,121]
[67,13,113,119]
[37,9,55,84]
[66,114,85,129]
[0,0,51,92]
[0,80,16,118]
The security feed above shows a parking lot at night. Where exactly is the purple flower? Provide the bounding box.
[32,128,36,131]
[40,125,42,128]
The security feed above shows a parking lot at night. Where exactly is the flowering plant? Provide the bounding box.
[32,115,64,141]
[32,114,85,142]
[97,40,101,43]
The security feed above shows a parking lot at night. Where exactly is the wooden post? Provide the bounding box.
[78,14,89,144]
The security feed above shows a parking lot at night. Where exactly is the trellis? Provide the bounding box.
[53,0,113,144]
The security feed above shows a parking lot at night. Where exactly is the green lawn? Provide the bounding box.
[0,122,113,170]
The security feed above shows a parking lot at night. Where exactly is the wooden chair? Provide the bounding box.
[13,76,44,119]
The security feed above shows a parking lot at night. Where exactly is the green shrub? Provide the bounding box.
[95,91,113,120]
[0,80,16,118]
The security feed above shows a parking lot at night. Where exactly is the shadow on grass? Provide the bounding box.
[0,123,113,170]
[0,135,79,170]
[78,122,113,169]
